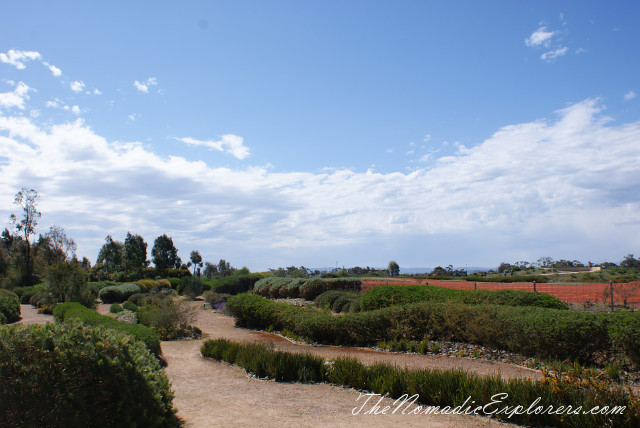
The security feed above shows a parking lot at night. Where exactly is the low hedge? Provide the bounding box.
[209,274,261,295]
[0,289,20,324]
[12,284,47,304]
[201,338,640,428]
[0,321,177,427]
[98,283,142,303]
[253,277,362,300]
[314,290,361,313]
[227,293,640,367]
[360,285,568,311]
[53,302,160,356]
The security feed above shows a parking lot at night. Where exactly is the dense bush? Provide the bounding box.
[0,289,20,324]
[227,294,640,367]
[202,338,640,428]
[53,302,160,356]
[210,274,261,295]
[0,321,177,427]
[253,277,362,300]
[165,268,191,278]
[122,301,137,312]
[360,285,568,311]
[136,297,201,340]
[109,303,124,314]
[203,291,232,306]
[98,283,141,303]
[314,290,361,313]
[12,284,47,304]
[177,277,206,298]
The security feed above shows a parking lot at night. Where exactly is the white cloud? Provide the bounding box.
[575,48,588,54]
[0,81,32,109]
[525,27,555,48]
[0,49,41,69]
[624,91,637,101]
[42,61,62,77]
[1,98,639,268]
[93,89,102,95]
[541,46,569,62]
[134,77,158,93]
[71,105,81,115]
[423,134,431,142]
[70,81,85,93]
[178,135,250,160]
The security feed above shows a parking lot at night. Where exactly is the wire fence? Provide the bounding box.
[360,279,640,311]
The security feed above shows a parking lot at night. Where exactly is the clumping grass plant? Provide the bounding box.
[201,338,640,428]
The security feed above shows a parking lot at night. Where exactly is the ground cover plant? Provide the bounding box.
[201,338,640,428]
[227,293,640,368]
[132,293,202,340]
[53,302,160,356]
[0,289,20,324]
[0,320,177,427]
[360,284,569,311]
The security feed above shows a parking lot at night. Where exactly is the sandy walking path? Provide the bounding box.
[162,305,535,427]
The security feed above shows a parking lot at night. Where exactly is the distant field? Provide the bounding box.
[361,278,640,306]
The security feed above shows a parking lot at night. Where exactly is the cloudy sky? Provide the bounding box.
[1,1,639,271]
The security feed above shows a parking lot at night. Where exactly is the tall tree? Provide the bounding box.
[217,259,232,277]
[190,250,203,276]
[203,262,218,278]
[9,188,41,285]
[96,235,123,276]
[151,234,180,271]
[123,232,148,272]
[45,225,77,262]
[387,260,400,277]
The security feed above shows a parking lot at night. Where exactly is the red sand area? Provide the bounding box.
[361,279,640,305]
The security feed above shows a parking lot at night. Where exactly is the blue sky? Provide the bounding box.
[1,1,639,271]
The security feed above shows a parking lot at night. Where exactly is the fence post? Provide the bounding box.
[474,281,477,290]
[533,281,536,293]
[610,281,614,312]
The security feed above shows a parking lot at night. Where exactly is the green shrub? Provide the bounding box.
[165,268,191,279]
[203,291,231,306]
[314,290,360,313]
[109,303,124,314]
[0,321,177,427]
[177,277,205,298]
[360,285,568,311]
[98,283,142,303]
[122,301,137,312]
[0,289,20,324]
[137,298,201,340]
[227,294,640,367]
[12,284,47,304]
[53,302,160,356]
[212,274,261,295]
[166,277,181,289]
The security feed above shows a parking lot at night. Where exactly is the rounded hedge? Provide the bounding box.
[0,289,20,324]
[98,283,142,303]
[0,320,177,427]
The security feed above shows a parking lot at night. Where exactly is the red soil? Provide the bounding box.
[361,279,640,306]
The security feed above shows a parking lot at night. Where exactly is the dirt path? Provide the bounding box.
[162,305,536,427]
[15,304,53,325]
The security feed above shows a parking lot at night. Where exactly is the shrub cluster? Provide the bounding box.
[0,289,20,324]
[465,274,550,283]
[253,277,362,300]
[176,277,206,298]
[314,290,361,313]
[211,274,261,295]
[201,338,640,428]
[360,285,568,311]
[53,302,160,356]
[98,283,142,303]
[0,321,177,427]
[227,294,640,367]
[12,284,47,304]
[135,279,171,292]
